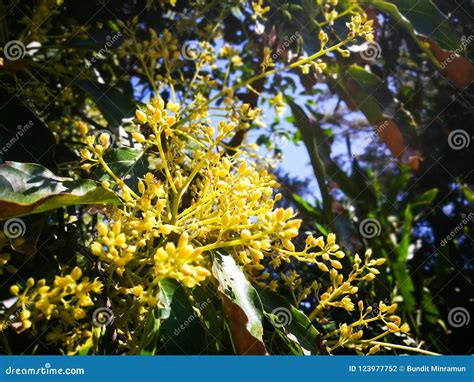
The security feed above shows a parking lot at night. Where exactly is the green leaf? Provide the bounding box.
[370,0,461,51]
[0,162,118,220]
[292,193,319,217]
[334,65,419,162]
[78,343,92,355]
[191,285,228,353]
[139,278,178,354]
[212,250,266,354]
[74,80,135,127]
[392,204,415,310]
[139,307,161,355]
[347,65,417,140]
[158,279,207,354]
[258,289,320,354]
[421,287,441,325]
[139,279,208,355]
[413,188,438,207]
[392,262,416,310]
[93,148,147,193]
[398,205,413,263]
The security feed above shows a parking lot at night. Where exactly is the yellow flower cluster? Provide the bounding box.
[251,0,271,20]
[79,95,309,287]
[5,267,102,352]
[346,15,374,41]
[274,246,412,354]
[220,44,243,67]
[77,88,413,350]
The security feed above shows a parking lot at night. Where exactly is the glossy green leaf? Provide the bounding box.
[139,279,208,355]
[0,162,118,220]
[259,289,320,354]
[369,0,461,51]
[139,306,161,355]
[212,250,266,354]
[158,279,207,354]
[94,148,147,193]
[392,262,416,310]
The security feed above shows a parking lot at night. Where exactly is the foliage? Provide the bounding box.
[0,0,471,355]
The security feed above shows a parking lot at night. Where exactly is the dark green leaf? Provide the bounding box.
[93,148,147,193]
[74,80,135,127]
[158,279,207,354]
[259,289,320,354]
[370,0,461,51]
